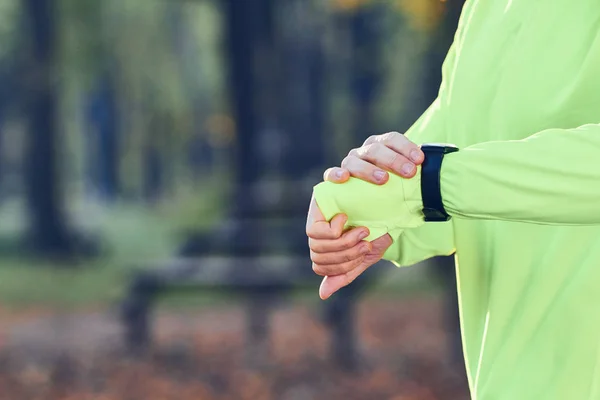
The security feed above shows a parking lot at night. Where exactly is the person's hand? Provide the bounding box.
[306,132,423,299]
[323,131,424,184]
[306,195,393,300]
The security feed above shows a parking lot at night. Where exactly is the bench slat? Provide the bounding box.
[133,256,318,289]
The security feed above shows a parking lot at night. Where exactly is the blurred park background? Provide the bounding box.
[0,0,469,399]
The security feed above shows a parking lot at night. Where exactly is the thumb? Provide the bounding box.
[319,275,343,300]
[319,260,369,300]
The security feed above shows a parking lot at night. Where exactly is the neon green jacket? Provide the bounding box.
[313,1,600,398]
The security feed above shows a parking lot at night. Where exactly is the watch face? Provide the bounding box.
[420,143,459,154]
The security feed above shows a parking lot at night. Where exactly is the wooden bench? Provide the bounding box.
[120,254,377,370]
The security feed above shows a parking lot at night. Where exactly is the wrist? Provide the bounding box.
[397,168,425,223]
[312,173,425,241]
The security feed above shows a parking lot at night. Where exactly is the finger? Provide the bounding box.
[358,142,417,178]
[310,240,371,266]
[309,227,369,253]
[306,195,345,236]
[341,155,389,184]
[312,254,365,277]
[323,167,350,183]
[377,131,424,165]
[319,258,374,300]
[329,213,348,236]
[306,195,326,227]
[371,233,393,251]
[362,135,378,146]
[306,212,348,240]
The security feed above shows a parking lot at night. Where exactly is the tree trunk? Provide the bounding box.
[280,0,327,181]
[86,73,120,203]
[222,0,262,194]
[142,143,163,204]
[349,5,384,144]
[22,0,73,256]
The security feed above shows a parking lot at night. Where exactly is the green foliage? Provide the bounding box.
[0,0,20,61]
[57,0,230,196]
[0,0,450,305]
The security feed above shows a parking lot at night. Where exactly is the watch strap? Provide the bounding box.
[420,144,458,222]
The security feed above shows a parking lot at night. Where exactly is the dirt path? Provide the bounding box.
[0,297,469,400]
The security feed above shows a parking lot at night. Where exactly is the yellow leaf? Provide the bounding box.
[331,0,375,12]
[395,0,445,32]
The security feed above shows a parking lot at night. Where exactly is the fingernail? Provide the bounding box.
[335,169,344,179]
[410,149,422,162]
[359,231,368,240]
[402,163,414,175]
[374,170,386,181]
[360,245,370,254]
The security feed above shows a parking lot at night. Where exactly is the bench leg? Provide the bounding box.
[326,291,359,371]
[245,294,274,369]
[122,295,151,354]
[121,273,160,354]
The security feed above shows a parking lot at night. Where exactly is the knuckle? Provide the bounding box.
[325,228,340,240]
[363,143,381,159]
[331,227,344,240]
[309,244,322,255]
[347,148,360,158]
[327,227,343,240]
[343,253,355,263]
[351,246,365,258]
[312,263,326,276]
[381,131,398,142]
[309,249,319,262]
[341,154,355,169]
[305,226,313,237]
[363,135,378,146]
[342,234,357,248]
[385,131,406,147]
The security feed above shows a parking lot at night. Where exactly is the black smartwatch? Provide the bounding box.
[420,143,459,222]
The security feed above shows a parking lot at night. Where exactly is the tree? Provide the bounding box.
[348,3,386,143]
[85,71,120,202]
[279,0,327,181]
[221,0,273,218]
[22,0,74,256]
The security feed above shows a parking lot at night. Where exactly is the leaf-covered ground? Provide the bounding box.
[0,297,469,400]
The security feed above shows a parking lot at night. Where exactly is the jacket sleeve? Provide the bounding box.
[380,99,456,266]
[381,33,463,266]
[440,123,600,225]
[316,18,470,267]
